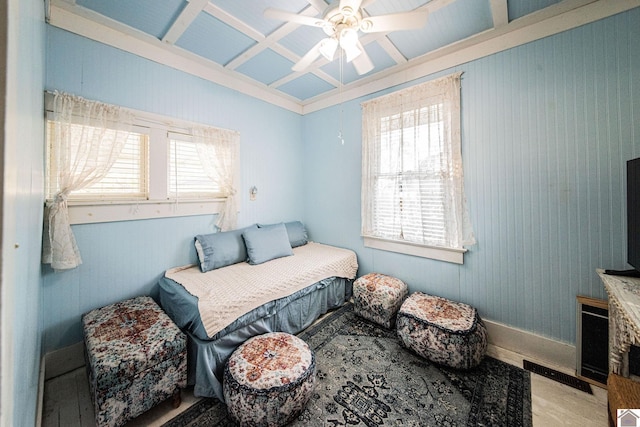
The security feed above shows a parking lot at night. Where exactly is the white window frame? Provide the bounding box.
[361,73,473,264]
[44,93,238,225]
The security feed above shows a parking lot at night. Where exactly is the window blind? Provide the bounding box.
[168,136,221,199]
[46,121,148,200]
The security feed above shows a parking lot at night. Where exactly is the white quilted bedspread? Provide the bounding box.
[165,242,358,338]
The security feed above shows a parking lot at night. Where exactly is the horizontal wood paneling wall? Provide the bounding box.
[303,8,640,345]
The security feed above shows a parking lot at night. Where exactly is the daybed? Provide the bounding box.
[157,222,358,401]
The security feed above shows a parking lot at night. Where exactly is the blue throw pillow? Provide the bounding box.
[258,221,308,248]
[194,224,257,272]
[243,223,293,265]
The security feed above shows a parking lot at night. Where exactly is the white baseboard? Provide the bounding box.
[484,318,576,371]
[41,320,577,381]
[44,341,85,380]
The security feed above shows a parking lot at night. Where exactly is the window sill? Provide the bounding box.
[58,199,226,225]
[363,236,466,264]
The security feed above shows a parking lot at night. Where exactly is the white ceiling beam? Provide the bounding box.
[269,64,340,92]
[268,44,341,88]
[203,3,265,42]
[355,7,407,65]
[162,0,210,45]
[368,0,456,64]
[490,0,509,28]
[374,35,407,64]
[302,0,640,113]
[224,5,320,70]
[423,0,458,14]
[269,31,385,90]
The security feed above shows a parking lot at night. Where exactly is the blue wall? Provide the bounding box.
[3,0,45,425]
[303,9,640,344]
[42,27,305,351]
[42,8,640,356]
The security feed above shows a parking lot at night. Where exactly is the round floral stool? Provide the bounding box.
[223,332,316,426]
[396,292,488,370]
[353,273,409,328]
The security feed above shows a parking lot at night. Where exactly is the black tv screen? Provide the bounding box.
[628,157,640,272]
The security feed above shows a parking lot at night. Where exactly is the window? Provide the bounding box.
[361,72,475,264]
[168,135,222,199]
[46,120,149,201]
[44,91,240,270]
[44,91,239,226]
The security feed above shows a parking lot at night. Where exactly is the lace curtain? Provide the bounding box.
[42,92,133,271]
[361,72,475,250]
[192,127,240,231]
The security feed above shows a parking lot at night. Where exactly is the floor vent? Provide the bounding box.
[523,360,592,394]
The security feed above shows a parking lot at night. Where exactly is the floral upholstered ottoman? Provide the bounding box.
[353,273,409,328]
[82,296,187,427]
[396,292,488,369]
[223,332,316,426]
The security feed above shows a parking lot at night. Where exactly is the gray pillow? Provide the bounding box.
[194,224,257,272]
[243,223,293,265]
[258,221,308,248]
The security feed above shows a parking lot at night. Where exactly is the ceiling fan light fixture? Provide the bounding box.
[319,37,339,61]
[343,43,361,62]
[267,1,428,74]
[339,28,358,48]
[339,28,361,62]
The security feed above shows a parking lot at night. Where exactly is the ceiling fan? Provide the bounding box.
[264,0,429,75]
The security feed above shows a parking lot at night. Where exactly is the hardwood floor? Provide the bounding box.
[42,344,608,427]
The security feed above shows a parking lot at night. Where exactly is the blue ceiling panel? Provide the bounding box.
[363,0,430,16]
[211,0,311,36]
[236,49,295,85]
[508,0,562,21]
[77,0,186,39]
[176,12,257,66]
[278,74,336,100]
[387,0,493,59]
[320,41,396,84]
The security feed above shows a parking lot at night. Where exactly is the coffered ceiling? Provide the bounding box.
[47,0,639,114]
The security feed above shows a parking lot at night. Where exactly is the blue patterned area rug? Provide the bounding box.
[163,303,532,427]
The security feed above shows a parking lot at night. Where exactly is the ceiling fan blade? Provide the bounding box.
[292,39,326,72]
[306,0,329,14]
[338,0,364,16]
[264,8,325,28]
[351,42,374,75]
[360,10,429,33]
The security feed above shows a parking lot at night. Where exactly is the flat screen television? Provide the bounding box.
[628,157,640,274]
[606,157,640,277]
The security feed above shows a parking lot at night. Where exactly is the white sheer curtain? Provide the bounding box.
[192,126,240,231]
[361,72,475,250]
[42,92,133,270]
